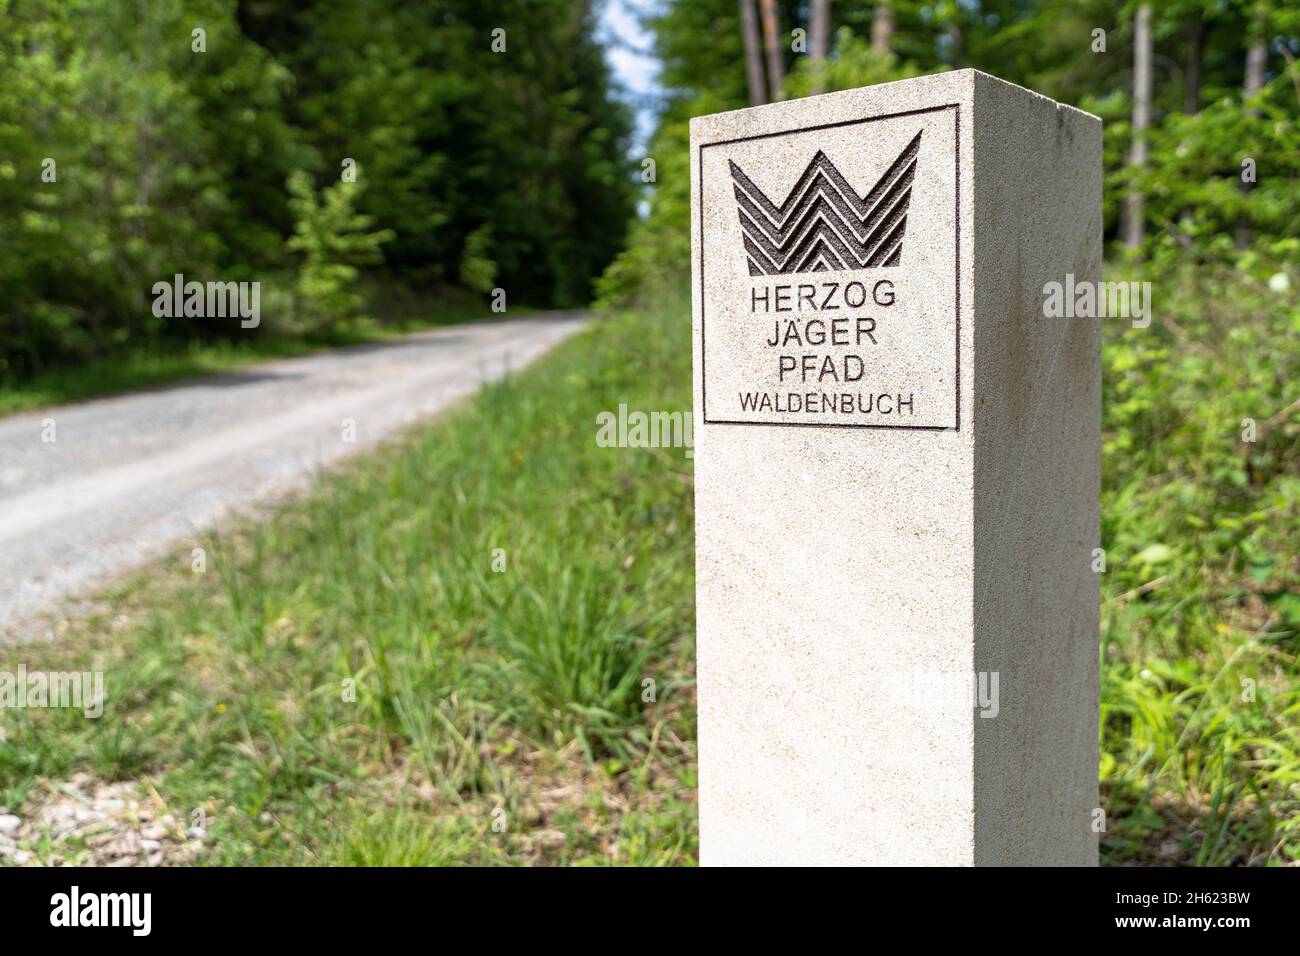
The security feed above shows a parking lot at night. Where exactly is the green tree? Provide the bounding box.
[285,171,394,329]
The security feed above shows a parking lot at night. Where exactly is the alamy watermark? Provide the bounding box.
[152,273,260,329]
[0,665,104,718]
[1042,274,1151,328]
[50,886,150,936]
[888,668,1001,719]
[596,404,693,458]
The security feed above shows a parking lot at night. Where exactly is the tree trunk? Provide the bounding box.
[739,0,767,106]
[1244,36,1268,99]
[1179,11,1204,233]
[1184,10,1203,114]
[809,0,831,92]
[758,0,785,100]
[1123,3,1152,251]
[1237,9,1268,249]
[871,3,894,56]
[946,21,963,66]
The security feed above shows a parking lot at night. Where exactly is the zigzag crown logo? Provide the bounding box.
[729,131,922,275]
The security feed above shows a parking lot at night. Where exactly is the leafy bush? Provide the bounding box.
[285,171,394,331]
[458,225,497,295]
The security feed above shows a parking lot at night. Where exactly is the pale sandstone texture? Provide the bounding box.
[691,70,1101,865]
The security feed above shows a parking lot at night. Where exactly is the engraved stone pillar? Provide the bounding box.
[691,70,1102,865]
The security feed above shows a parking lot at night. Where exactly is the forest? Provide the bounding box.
[602,0,1298,304]
[0,0,635,383]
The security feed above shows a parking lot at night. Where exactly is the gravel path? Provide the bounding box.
[0,313,587,641]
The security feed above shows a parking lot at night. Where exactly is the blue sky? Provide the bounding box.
[597,0,663,155]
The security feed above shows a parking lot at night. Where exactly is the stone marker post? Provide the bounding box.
[691,70,1101,865]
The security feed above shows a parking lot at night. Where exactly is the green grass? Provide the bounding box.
[0,262,1295,866]
[0,296,698,865]
[1097,262,1299,865]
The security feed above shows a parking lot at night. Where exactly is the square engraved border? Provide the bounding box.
[699,103,960,431]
